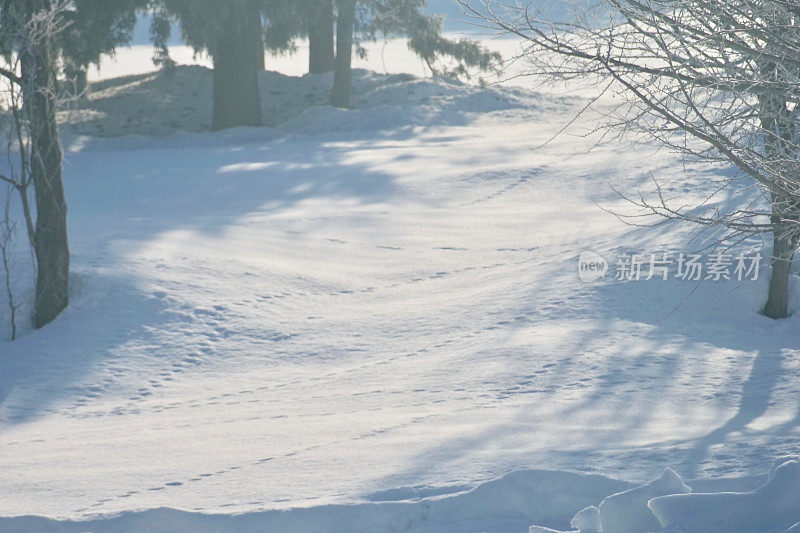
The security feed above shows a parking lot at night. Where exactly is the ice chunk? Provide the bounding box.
[771,456,800,478]
[599,468,691,533]
[430,469,631,529]
[529,526,578,533]
[648,461,800,533]
[571,506,602,532]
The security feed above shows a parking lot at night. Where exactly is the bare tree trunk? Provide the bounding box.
[21,28,70,329]
[309,0,335,74]
[74,68,89,97]
[1,191,19,341]
[764,221,799,319]
[63,63,90,98]
[212,4,263,131]
[331,0,355,108]
[760,83,798,319]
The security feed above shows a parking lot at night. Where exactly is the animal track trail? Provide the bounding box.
[58,294,235,413]
[68,379,286,419]
[463,168,543,206]
[80,410,441,513]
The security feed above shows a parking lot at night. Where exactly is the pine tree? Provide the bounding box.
[331,0,356,107]
[306,0,336,74]
[58,0,148,97]
[367,0,500,78]
[155,0,261,130]
[156,0,298,130]
[149,6,176,71]
[329,0,500,108]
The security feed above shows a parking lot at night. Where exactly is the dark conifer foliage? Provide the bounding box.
[58,0,149,96]
[366,0,500,79]
[328,0,501,107]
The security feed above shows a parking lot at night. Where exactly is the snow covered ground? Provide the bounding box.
[2,37,800,533]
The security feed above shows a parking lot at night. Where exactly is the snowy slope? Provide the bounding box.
[2,38,800,533]
[60,67,537,137]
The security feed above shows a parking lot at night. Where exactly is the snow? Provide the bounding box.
[0,469,633,533]
[2,34,800,533]
[649,460,800,533]
[570,506,602,532]
[599,469,691,533]
[62,67,541,138]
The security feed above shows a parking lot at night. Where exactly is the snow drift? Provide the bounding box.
[599,468,691,533]
[59,66,540,138]
[0,469,632,533]
[649,460,800,533]
[4,464,799,532]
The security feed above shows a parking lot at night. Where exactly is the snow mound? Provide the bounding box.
[59,66,212,137]
[282,71,538,134]
[425,469,632,530]
[599,468,691,533]
[0,469,632,533]
[770,456,800,478]
[648,460,800,533]
[521,464,798,533]
[58,66,541,138]
[0,459,796,532]
[570,505,601,532]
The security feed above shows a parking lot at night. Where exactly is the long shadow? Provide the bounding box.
[363,224,800,490]
[1,73,549,426]
[586,273,798,479]
[679,347,785,478]
[0,122,448,429]
[0,271,172,429]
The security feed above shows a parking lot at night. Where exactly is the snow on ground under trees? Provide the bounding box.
[1,41,800,532]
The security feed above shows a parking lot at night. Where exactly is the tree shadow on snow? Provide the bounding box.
[364,220,800,494]
[0,128,428,429]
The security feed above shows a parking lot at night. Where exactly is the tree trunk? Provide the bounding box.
[331,0,355,108]
[764,222,798,319]
[309,0,335,74]
[246,0,265,71]
[21,26,70,329]
[63,65,90,98]
[212,4,263,131]
[760,81,798,319]
[62,60,90,98]
[74,68,89,97]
